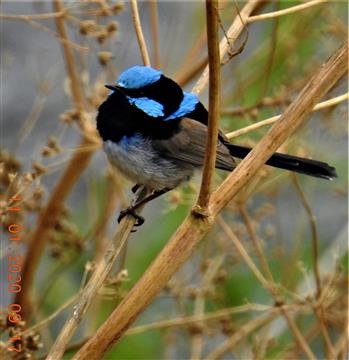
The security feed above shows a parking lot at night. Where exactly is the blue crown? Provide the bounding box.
[117,65,162,89]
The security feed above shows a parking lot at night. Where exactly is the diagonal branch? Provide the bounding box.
[73,41,348,360]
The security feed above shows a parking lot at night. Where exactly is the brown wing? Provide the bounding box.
[152,118,236,171]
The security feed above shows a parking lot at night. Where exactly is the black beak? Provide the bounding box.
[105,84,122,91]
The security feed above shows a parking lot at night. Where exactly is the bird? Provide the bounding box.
[96,65,337,226]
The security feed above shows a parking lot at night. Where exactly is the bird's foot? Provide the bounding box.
[117,206,145,227]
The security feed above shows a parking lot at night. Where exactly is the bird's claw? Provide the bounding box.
[117,207,145,227]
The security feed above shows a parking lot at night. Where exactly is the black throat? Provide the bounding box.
[96,89,181,143]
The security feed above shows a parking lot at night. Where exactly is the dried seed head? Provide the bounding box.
[100,7,113,16]
[79,20,97,35]
[112,2,124,13]
[106,21,118,33]
[0,150,21,186]
[59,111,73,124]
[98,51,113,66]
[96,30,108,44]
[26,331,42,351]
[41,146,54,157]
[32,162,47,177]
[47,136,62,153]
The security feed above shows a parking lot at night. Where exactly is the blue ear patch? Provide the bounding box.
[127,96,164,117]
[164,92,199,120]
[118,65,162,89]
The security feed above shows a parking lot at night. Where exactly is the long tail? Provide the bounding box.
[226,144,337,180]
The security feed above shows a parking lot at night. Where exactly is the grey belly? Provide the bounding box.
[103,139,194,190]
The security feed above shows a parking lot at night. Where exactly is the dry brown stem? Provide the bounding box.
[148,0,161,68]
[192,0,258,94]
[238,204,274,281]
[73,40,348,360]
[15,0,96,314]
[248,0,328,23]
[195,0,221,213]
[127,302,272,335]
[130,0,150,66]
[0,12,87,51]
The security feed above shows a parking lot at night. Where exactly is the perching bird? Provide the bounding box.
[96,65,337,225]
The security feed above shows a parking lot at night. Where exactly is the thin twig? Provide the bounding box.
[130,0,150,66]
[217,216,271,290]
[221,93,291,116]
[238,204,275,282]
[0,11,65,20]
[291,174,336,358]
[195,0,221,213]
[190,256,224,360]
[225,92,349,139]
[205,312,278,360]
[127,303,272,335]
[148,0,161,68]
[291,175,322,297]
[0,14,87,51]
[192,0,258,95]
[6,294,79,344]
[248,0,328,23]
[279,309,317,360]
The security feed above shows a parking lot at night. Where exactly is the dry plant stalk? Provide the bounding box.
[192,0,257,94]
[247,0,328,23]
[196,0,221,211]
[148,0,161,69]
[72,41,348,360]
[15,0,97,314]
[130,0,150,66]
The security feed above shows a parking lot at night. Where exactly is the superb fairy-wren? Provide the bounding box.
[96,65,337,225]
